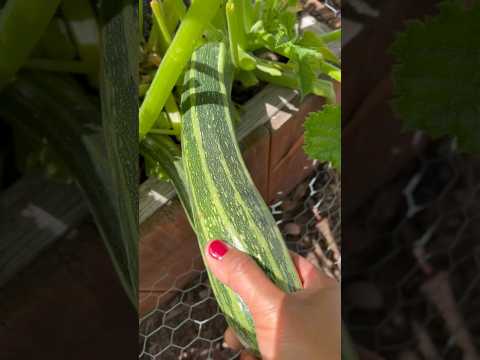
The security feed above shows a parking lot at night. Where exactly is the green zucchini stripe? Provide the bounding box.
[181,41,303,352]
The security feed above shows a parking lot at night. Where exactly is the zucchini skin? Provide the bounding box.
[181,42,302,352]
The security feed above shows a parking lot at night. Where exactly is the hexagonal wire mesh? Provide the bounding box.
[139,163,341,359]
[343,139,480,359]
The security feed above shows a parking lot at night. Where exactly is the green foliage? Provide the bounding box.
[304,104,341,170]
[0,71,138,307]
[99,0,139,308]
[0,1,138,308]
[249,1,340,97]
[391,0,480,153]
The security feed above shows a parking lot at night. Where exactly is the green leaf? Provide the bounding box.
[0,0,61,90]
[0,71,138,306]
[296,51,316,99]
[391,0,480,153]
[99,0,138,308]
[298,30,340,64]
[304,104,341,170]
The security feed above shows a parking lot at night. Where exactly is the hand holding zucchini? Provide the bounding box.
[180,41,302,352]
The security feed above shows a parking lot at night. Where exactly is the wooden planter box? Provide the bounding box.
[139,85,340,316]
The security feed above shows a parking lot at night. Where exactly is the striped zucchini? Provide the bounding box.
[181,41,303,352]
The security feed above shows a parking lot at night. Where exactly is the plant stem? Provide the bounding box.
[226,1,256,70]
[254,68,336,102]
[151,0,172,51]
[139,0,222,139]
[165,95,181,133]
[163,0,186,32]
[231,0,247,48]
[225,2,240,67]
[0,0,62,90]
[242,0,254,31]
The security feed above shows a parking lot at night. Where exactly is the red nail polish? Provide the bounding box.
[208,240,229,260]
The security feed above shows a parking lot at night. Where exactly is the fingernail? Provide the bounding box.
[208,240,229,260]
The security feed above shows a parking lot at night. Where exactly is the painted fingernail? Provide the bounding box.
[208,240,229,260]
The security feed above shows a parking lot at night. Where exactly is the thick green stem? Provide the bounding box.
[0,0,61,90]
[226,1,256,70]
[230,0,247,48]
[163,0,186,32]
[151,0,172,51]
[242,0,254,31]
[165,95,181,133]
[139,0,222,139]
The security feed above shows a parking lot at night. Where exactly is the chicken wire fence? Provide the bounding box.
[343,140,480,359]
[139,163,341,359]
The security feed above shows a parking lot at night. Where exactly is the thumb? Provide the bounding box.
[204,240,284,314]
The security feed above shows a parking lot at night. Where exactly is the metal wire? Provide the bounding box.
[138,163,341,359]
[343,141,480,359]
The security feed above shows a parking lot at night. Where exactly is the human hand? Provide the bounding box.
[205,240,341,360]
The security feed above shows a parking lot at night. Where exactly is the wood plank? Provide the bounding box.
[267,95,327,201]
[0,176,88,286]
[139,177,175,224]
[241,124,271,199]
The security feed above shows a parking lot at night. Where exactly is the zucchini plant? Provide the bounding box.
[139,0,341,353]
[0,0,138,308]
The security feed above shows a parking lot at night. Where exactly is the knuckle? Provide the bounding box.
[231,254,253,277]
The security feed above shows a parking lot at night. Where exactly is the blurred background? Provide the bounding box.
[342,0,480,359]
